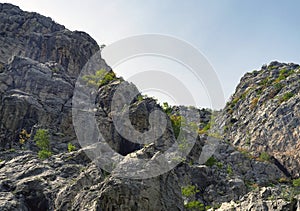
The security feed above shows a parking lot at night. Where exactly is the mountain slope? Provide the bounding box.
[0,3,299,211]
[218,61,300,178]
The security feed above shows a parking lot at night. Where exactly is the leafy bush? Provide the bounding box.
[185,201,205,210]
[137,95,144,102]
[34,129,51,159]
[161,102,183,138]
[205,156,217,167]
[182,185,200,197]
[82,69,116,87]
[162,102,173,115]
[68,143,76,152]
[182,185,208,210]
[34,129,50,149]
[38,149,52,159]
[293,178,300,187]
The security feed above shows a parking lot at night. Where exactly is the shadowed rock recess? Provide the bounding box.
[0,3,299,211]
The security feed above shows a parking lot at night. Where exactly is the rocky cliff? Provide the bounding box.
[0,3,109,152]
[217,61,300,178]
[0,3,300,211]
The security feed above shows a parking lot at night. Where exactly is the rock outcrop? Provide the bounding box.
[217,186,300,211]
[217,61,300,178]
[0,3,99,78]
[0,3,300,211]
[0,3,109,151]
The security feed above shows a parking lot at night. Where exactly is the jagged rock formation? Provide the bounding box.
[0,56,75,150]
[0,3,99,78]
[0,3,110,151]
[217,61,300,178]
[0,3,184,210]
[0,3,300,211]
[217,186,300,210]
[0,149,184,211]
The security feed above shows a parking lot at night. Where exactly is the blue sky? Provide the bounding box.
[3,0,300,108]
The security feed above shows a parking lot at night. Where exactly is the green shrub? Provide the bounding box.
[34,129,50,150]
[162,102,173,115]
[82,69,116,87]
[38,149,52,159]
[205,156,217,167]
[137,95,144,102]
[181,185,200,197]
[68,143,76,152]
[279,68,288,75]
[181,185,206,210]
[34,129,51,159]
[185,201,205,210]
[293,178,300,187]
[216,162,223,169]
[170,115,182,138]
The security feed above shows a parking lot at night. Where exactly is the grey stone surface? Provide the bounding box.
[216,61,300,178]
[0,3,300,211]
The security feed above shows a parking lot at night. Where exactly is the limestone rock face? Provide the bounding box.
[0,4,185,211]
[0,3,108,151]
[217,187,300,211]
[0,3,99,78]
[1,3,300,211]
[0,56,75,149]
[0,149,185,211]
[175,136,287,208]
[218,61,300,178]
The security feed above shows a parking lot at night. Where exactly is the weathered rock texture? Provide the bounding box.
[0,3,300,211]
[0,3,185,211]
[0,3,99,78]
[217,186,300,211]
[217,61,300,178]
[0,3,109,151]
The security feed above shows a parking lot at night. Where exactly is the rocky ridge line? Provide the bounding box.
[0,3,300,211]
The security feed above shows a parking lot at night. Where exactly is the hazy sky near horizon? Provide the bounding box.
[3,0,300,108]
